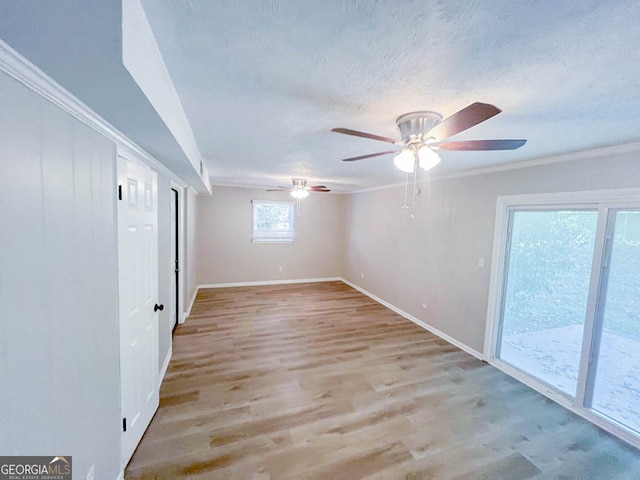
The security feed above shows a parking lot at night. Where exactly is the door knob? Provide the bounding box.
[154,304,164,312]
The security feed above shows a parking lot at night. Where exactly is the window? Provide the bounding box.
[252,200,295,243]
[486,189,640,449]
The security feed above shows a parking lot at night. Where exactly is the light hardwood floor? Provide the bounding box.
[126,281,640,479]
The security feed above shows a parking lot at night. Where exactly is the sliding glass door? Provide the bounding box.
[497,210,598,397]
[488,193,640,448]
[590,210,640,433]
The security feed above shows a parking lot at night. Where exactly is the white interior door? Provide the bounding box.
[117,154,159,468]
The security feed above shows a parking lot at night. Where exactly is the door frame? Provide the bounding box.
[114,143,187,473]
[484,187,640,450]
[170,181,186,325]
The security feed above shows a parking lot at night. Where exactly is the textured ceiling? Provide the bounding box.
[140,0,640,192]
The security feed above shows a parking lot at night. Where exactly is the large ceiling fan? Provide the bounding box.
[267,178,330,198]
[331,102,526,173]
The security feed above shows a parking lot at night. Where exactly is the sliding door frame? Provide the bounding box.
[484,187,640,450]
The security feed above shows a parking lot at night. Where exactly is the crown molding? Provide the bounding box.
[210,182,344,194]
[0,39,186,187]
[211,182,285,190]
[431,141,640,182]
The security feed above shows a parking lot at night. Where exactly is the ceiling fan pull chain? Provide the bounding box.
[402,172,410,209]
[411,161,418,219]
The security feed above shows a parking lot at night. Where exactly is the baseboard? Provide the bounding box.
[339,278,483,360]
[160,345,172,382]
[116,471,124,480]
[183,288,199,321]
[198,277,342,289]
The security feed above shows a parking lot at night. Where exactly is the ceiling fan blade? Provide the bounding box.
[266,188,288,191]
[309,185,328,190]
[312,189,331,192]
[342,150,397,162]
[436,139,527,151]
[331,128,400,145]
[426,103,501,142]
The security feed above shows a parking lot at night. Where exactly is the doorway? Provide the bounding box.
[170,188,180,331]
[117,152,160,468]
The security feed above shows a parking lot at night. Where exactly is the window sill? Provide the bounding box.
[252,239,295,243]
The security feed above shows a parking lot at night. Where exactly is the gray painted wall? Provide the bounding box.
[196,186,344,285]
[343,150,640,354]
[0,72,121,479]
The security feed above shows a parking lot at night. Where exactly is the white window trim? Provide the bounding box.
[484,187,640,451]
[251,200,296,243]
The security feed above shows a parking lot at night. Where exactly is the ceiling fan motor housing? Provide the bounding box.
[396,111,443,145]
[292,178,307,188]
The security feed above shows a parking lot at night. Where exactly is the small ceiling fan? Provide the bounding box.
[331,102,526,173]
[267,178,330,199]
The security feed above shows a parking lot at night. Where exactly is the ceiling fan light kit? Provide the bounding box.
[418,145,441,171]
[392,111,446,173]
[392,145,442,174]
[393,148,416,173]
[290,189,309,199]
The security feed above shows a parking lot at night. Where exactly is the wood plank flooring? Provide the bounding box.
[126,281,640,479]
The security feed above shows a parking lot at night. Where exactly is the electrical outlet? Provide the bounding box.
[279,266,283,272]
[421,303,427,309]
[361,272,364,278]
[478,257,485,268]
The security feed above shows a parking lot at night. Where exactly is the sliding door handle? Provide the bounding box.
[154,304,164,312]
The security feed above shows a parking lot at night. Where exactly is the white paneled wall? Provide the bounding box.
[0,71,122,479]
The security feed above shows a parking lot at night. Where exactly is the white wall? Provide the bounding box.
[343,149,640,354]
[0,71,121,478]
[196,186,344,285]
